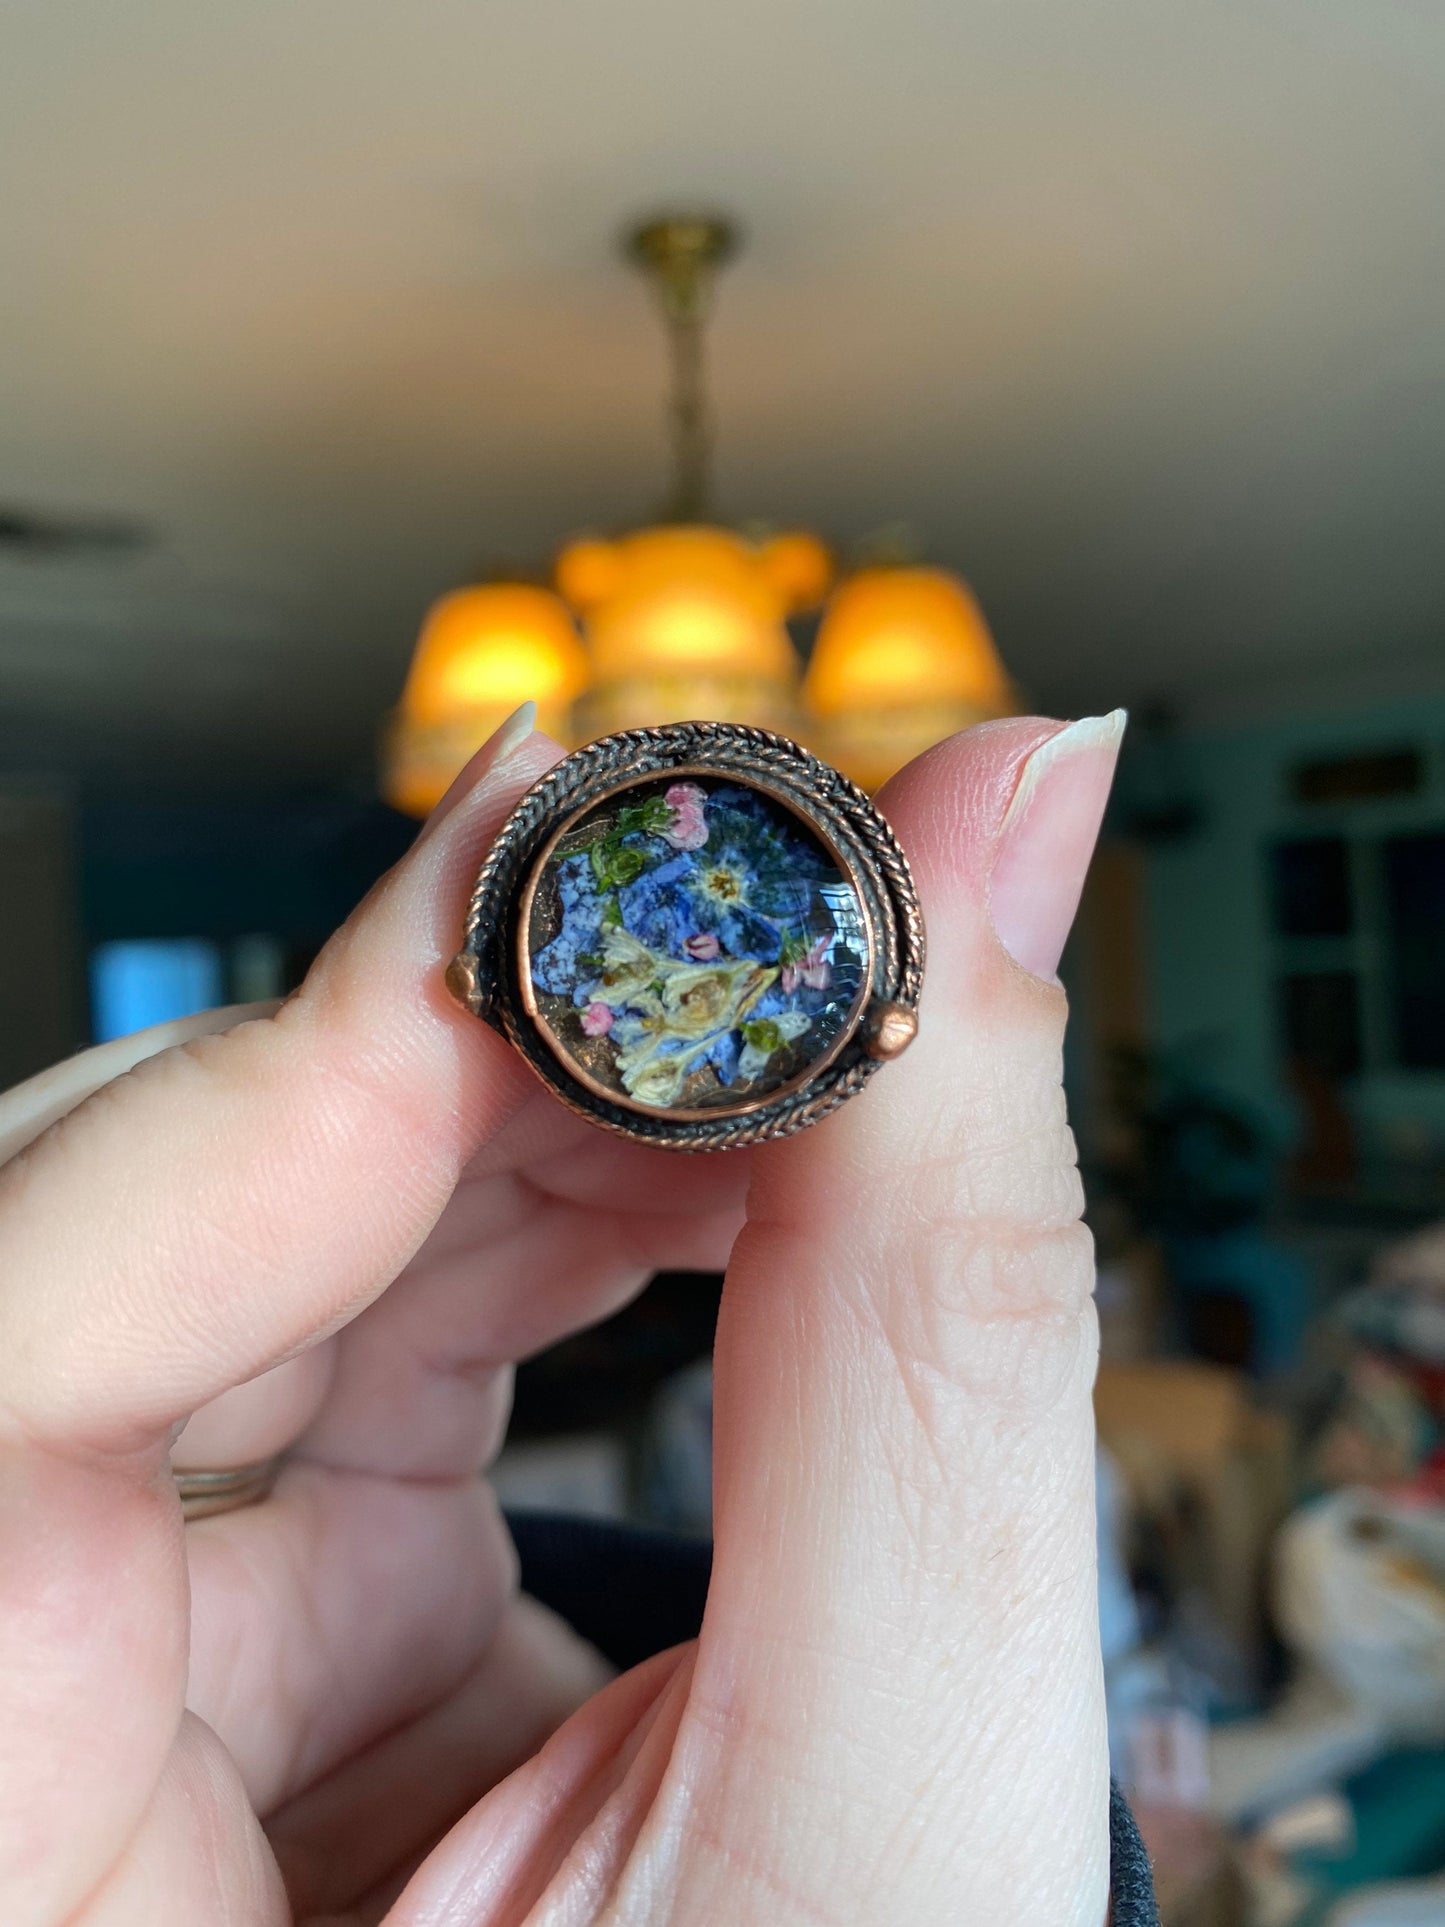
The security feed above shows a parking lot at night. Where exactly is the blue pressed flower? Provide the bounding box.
[705,1026,741,1086]
[616,851,695,958]
[612,787,831,969]
[531,854,610,996]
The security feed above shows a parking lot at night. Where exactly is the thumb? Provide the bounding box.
[701,713,1125,1925]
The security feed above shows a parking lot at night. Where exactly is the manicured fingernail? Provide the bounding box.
[989,710,1127,980]
[418,701,538,841]
[483,698,538,770]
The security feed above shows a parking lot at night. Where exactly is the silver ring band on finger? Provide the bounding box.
[173,1456,284,1521]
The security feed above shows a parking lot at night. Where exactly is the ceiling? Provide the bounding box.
[2,1,1443,794]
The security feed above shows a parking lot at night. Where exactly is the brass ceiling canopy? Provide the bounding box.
[626,215,739,320]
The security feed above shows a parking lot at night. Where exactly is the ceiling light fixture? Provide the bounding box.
[382,214,1014,816]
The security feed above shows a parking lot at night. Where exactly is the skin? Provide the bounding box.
[0,714,1120,1927]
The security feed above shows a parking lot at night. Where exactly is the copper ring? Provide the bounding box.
[447,722,924,1151]
[173,1455,285,1522]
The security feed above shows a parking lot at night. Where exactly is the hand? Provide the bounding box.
[0,710,1122,1926]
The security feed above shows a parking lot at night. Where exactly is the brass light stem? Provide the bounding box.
[626,215,738,524]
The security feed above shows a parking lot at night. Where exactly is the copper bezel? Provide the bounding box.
[450,722,925,1152]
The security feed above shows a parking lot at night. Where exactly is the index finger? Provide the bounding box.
[0,713,558,1458]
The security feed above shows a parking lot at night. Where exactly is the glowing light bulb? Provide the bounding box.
[382,583,587,817]
[802,566,1013,789]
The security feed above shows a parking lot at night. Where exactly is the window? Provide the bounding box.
[1268,836,1353,938]
[1267,815,1445,1084]
[90,939,224,1043]
[1383,832,1445,1071]
[88,933,290,1043]
[1279,971,1363,1079]
[1290,748,1423,807]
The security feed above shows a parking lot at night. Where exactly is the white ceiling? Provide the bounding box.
[2,0,1443,792]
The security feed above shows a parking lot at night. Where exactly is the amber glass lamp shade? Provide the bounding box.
[802,566,1013,790]
[382,583,588,817]
[558,524,829,741]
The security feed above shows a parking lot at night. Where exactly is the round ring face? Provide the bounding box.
[519,774,873,1118]
[452,722,923,1151]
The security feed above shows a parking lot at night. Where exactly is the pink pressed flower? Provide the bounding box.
[782,937,832,996]
[661,781,709,851]
[683,932,720,961]
[666,810,708,851]
[580,1001,614,1037]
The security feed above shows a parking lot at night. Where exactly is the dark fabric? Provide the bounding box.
[1108,1779,1160,1925]
[509,1510,1158,1921]
[507,1508,713,1674]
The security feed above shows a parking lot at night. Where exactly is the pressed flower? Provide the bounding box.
[738,1009,811,1081]
[610,955,773,1103]
[619,1049,690,1108]
[619,787,829,965]
[531,854,609,997]
[659,959,773,1039]
[580,1001,614,1037]
[683,932,720,961]
[661,782,709,851]
[590,926,663,1006]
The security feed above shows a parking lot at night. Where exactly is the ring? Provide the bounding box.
[447,722,924,1150]
[173,1456,284,1521]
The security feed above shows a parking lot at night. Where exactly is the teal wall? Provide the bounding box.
[1142,694,1445,1159]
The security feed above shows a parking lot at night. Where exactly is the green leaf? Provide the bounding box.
[616,798,671,838]
[576,952,602,972]
[601,895,623,928]
[587,832,652,890]
[740,1018,783,1055]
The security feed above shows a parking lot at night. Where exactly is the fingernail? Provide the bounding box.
[417,700,537,842]
[989,710,1127,980]
[482,698,538,770]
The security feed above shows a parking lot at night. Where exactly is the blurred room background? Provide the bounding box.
[2,7,1444,1921]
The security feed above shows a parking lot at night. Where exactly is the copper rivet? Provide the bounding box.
[864,1000,918,1061]
[445,951,481,1013]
